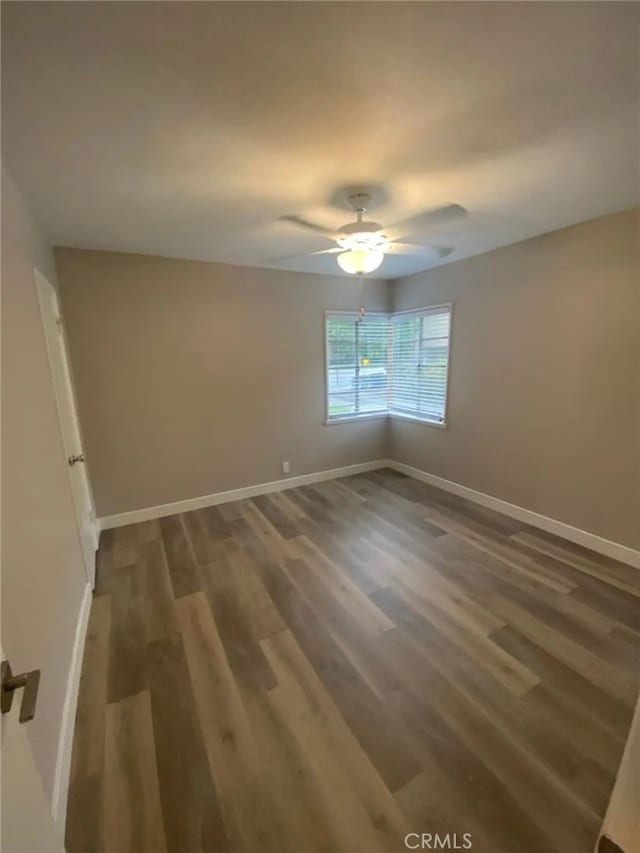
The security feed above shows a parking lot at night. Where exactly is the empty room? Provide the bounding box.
[1,2,639,852]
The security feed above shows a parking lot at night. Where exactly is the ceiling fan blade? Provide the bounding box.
[309,247,342,256]
[279,215,338,239]
[387,204,467,240]
[267,246,342,264]
[389,243,454,259]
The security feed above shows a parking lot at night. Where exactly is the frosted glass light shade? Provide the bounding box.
[337,248,384,275]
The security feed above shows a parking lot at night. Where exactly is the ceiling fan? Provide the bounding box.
[277,192,467,276]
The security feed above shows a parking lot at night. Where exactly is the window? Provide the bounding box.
[389,305,451,424]
[325,305,452,425]
[325,313,389,420]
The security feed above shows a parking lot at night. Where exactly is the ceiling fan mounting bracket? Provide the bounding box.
[346,192,371,214]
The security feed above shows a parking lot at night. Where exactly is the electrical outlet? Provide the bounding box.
[281,460,290,475]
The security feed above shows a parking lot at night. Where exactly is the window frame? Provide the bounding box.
[323,303,453,428]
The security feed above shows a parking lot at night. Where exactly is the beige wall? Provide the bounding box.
[390,210,640,550]
[54,249,389,517]
[1,167,87,801]
[54,210,639,548]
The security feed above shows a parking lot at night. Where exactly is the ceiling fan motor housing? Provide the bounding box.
[340,220,383,235]
[339,190,388,250]
[338,219,388,252]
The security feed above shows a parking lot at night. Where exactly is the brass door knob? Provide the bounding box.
[1,660,40,723]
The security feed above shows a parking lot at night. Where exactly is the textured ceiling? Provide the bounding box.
[2,1,639,279]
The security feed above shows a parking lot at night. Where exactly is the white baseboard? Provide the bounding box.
[98,456,639,568]
[98,460,390,530]
[51,581,92,831]
[388,460,640,569]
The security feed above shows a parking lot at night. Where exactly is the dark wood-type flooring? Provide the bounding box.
[66,469,640,853]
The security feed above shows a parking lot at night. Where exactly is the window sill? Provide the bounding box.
[324,413,388,426]
[389,412,448,429]
[324,412,447,428]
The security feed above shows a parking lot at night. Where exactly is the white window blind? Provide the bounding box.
[325,305,452,425]
[389,306,451,424]
[325,313,389,420]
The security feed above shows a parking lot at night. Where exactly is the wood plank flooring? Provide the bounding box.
[66,469,640,853]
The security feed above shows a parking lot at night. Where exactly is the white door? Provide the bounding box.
[35,270,98,586]
[597,695,640,852]
[1,649,65,853]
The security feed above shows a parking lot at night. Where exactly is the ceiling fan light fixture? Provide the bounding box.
[337,248,384,276]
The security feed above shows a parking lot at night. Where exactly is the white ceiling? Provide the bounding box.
[2,2,639,279]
